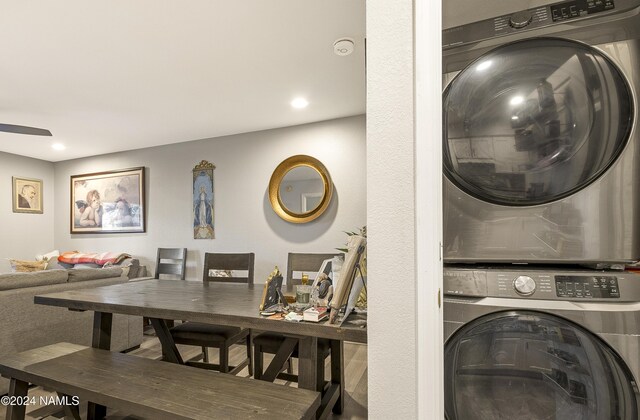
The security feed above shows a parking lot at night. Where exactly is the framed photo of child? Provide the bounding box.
[70,167,145,234]
[12,177,43,214]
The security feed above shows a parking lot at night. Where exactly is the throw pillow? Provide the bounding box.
[35,249,60,262]
[9,259,47,273]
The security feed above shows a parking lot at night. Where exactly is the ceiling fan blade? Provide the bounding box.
[0,123,52,136]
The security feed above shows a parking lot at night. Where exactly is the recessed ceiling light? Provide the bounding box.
[52,143,66,150]
[291,98,309,109]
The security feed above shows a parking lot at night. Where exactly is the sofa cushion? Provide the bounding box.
[72,263,102,269]
[103,258,139,279]
[67,267,123,283]
[9,259,47,273]
[45,259,73,270]
[0,269,68,291]
[120,258,139,278]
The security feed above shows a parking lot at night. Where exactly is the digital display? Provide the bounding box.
[550,0,615,22]
[555,275,619,298]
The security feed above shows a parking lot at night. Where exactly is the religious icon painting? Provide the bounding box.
[193,160,215,239]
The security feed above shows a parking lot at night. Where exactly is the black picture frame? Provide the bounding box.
[260,273,283,311]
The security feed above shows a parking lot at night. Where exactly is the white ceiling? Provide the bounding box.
[0,1,366,162]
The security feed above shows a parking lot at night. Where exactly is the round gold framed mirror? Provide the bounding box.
[268,155,333,223]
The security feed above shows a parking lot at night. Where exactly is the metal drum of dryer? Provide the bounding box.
[444,311,638,420]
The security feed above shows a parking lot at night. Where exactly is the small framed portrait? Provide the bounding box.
[70,167,145,234]
[12,177,43,214]
[259,268,283,311]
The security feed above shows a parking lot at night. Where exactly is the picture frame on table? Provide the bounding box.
[70,167,145,234]
[329,235,366,324]
[12,177,43,214]
[311,258,333,287]
[260,268,284,311]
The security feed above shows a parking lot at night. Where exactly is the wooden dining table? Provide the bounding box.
[34,279,367,419]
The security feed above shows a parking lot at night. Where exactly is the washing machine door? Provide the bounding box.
[445,311,638,420]
[443,38,633,206]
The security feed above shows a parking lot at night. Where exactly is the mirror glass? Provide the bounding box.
[278,166,325,213]
[268,154,333,223]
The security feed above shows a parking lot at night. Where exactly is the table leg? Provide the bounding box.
[91,311,112,350]
[6,378,28,420]
[330,340,345,414]
[296,336,318,391]
[88,311,112,420]
[149,318,184,364]
[57,392,81,420]
[260,337,298,382]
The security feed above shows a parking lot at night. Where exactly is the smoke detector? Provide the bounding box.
[333,38,355,56]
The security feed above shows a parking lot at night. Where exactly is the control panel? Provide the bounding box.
[555,275,620,298]
[442,267,640,301]
[443,0,620,48]
[550,0,615,21]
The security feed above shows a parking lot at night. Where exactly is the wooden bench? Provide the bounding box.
[0,342,320,420]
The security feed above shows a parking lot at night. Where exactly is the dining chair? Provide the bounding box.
[253,252,341,386]
[145,248,188,331]
[169,252,254,375]
[286,252,340,285]
[155,248,187,280]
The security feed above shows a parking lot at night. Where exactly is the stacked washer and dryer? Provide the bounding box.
[442,1,640,418]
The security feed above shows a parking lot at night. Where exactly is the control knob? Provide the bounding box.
[509,11,533,29]
[514,275,536,296]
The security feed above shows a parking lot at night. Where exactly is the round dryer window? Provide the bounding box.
[443,38,633,206]
[444,311,638,419]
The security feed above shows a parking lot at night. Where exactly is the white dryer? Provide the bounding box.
[443,0,640,267]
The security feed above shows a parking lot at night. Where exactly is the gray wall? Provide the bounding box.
[0,152,55,272]
[53,116,366,282]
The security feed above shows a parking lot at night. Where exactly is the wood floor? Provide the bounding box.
[0,332,368,419]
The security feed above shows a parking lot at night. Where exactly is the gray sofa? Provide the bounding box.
[0,267,143,395]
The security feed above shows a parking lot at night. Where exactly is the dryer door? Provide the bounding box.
[443,38,633,206]
[445,311,637,419]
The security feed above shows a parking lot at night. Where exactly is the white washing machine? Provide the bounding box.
[444,266,640,419]
[443,0,640,267]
